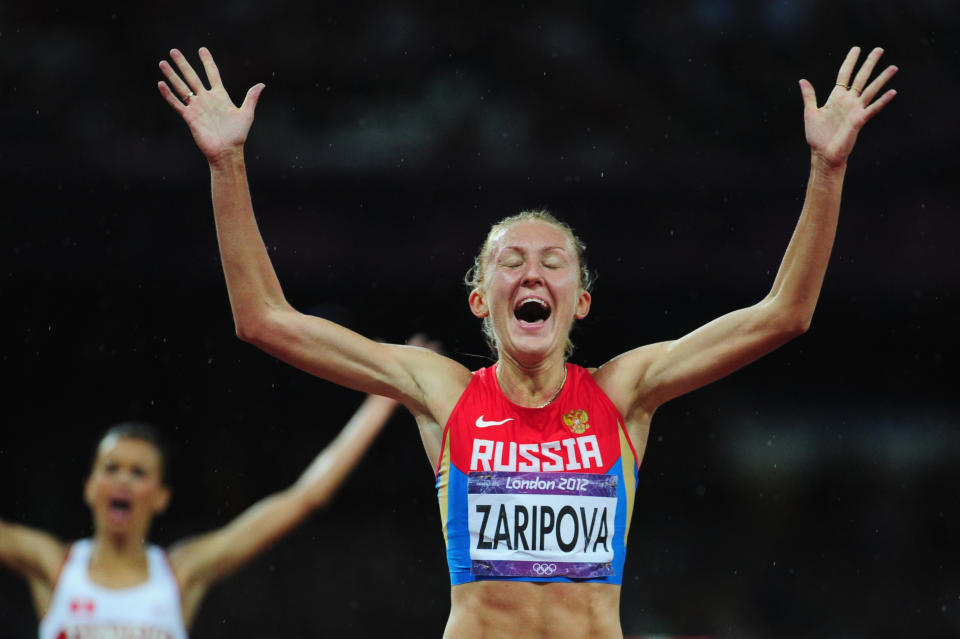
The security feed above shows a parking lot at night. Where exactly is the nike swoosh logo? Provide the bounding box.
[475,415,515,428]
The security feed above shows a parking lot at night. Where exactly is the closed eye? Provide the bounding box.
[542,256,567,269]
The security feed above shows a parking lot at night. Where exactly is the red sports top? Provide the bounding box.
[435,363,639,584]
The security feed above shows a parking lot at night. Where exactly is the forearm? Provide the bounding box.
[769,44,897,321]
[209,149,289,337]
[172,395,399,589]
[293,394,399,508]
[766,153,847,325]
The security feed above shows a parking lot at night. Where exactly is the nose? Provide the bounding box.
[520,261,545,287]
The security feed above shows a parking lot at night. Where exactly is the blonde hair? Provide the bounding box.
[464,209,594,359]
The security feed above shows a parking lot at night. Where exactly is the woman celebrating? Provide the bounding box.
[0,390,408,637]
[157,45,897,638]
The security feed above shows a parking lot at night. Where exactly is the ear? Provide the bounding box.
[574,290,591,320]
[468,288,489,318]
[152,485,171,515]
[83,475,94,507]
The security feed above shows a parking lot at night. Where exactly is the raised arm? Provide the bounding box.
[0,519,67,615]
[167,392,401,627]
[157,47,468,415]
[598,46,898,419]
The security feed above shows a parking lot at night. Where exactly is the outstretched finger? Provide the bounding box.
[170,48,207,94]
[835,46,861,88]
[240,83,266,114]
[198,47,223,89]
[799,78,818,113]
[851,47,885,95]
[157,81,187,114]
[859,64,898,104]
[862,88,897,123]
[158,60,194,104]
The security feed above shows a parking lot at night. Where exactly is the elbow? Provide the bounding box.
[233,305,286,347]
[784,317,811,340]
[774,309,812,341]
[762,297,812,341]
[294,485,333,513]
[234,314,262,344]
[308,492,333,511]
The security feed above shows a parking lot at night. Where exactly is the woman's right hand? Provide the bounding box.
[157,47,265,163]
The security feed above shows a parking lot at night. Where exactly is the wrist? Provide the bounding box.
[810,150,847,175]
[208,146,246,172]
[807,151,847,195]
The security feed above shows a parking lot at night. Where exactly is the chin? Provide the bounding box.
[507,333,560,361]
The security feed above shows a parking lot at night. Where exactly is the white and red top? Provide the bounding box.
[39,539,188,639]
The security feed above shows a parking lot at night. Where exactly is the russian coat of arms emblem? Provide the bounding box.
[562,409,590,434]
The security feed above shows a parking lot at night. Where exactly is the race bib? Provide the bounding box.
[468,471,617,578]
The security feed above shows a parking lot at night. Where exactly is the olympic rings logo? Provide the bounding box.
[532,563,558,576]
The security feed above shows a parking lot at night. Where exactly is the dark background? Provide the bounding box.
[1,1,957,637]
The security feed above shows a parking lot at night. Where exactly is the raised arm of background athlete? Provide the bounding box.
[0,391,404,625]
[166,390,409,627]
[157,48,467,450]
[595,46,898,446]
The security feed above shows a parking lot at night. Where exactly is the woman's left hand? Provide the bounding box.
[800,46,898,168]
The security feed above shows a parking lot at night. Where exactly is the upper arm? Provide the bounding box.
[0,519,66,588]
[597,297,805,415]
[168,489,310,602]
[241,305,469,417]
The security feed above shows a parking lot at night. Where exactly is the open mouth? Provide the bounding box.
[514,297,552,324]
[108,498,132,521]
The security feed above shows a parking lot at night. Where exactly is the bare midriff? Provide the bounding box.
[444,580,622,639]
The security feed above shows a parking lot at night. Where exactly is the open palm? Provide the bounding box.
[157,47,265,162]
[800,46,897,168]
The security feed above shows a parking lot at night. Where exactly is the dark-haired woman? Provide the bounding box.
[0,391,404,637]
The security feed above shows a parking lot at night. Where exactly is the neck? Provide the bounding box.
[496,356,567,408]
[87,532,151,589]
[91,531,147,564]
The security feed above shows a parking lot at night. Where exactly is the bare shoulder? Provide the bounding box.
[0,519,68,585]
[590,344,670,464]
[397,343,473,421]
[164,535,214,629]
[590,342,671,415]
[165,532,201,570]
[396,346,473,469]
[164,531,207,587]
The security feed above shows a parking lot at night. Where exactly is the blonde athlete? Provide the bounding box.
[0,389,408,637]
[157,45,897,639]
